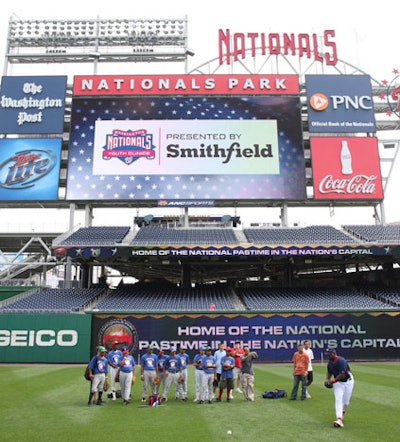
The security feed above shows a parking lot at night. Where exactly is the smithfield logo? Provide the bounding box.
[0,148,56,189]
[102,128,156,165]
[309,93,329,111]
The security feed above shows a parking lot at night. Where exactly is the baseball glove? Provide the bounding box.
[324,380,333,389]
[178,375,185,384]
[104,379,109,391]
[153,377,160,385]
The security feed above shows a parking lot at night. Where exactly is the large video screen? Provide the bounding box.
[66,94,305,201]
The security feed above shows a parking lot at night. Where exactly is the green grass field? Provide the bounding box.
[1,362,398,441]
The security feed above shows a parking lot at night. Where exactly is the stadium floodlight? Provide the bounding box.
[5,17,189,65]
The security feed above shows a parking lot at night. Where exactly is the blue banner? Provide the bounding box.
[92,312,400,362]
[306,75,376,133]
[0,76,67,134]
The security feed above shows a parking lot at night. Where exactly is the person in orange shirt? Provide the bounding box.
[289,343,310,401]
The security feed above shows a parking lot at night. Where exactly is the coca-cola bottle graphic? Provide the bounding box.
[340,140,353,175]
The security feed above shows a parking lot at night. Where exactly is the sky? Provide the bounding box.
[0,0,399,231]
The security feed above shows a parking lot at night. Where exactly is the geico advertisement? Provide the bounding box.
[92,312,400,362]
[0,314,91,363]
[92,119,279,175]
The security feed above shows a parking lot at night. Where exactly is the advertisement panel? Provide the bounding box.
[0,76,67,134]
[306,75,376,133]
[0,314,91,363]
[310,137,383,200]
[91,312,400,362]
[58,244,394,260]
[93,120,280,175]
[0,138,62,201]
[66,95,305,201]
[73,74,300,96]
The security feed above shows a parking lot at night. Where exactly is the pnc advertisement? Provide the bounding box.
[306,75,376,133]
[310,137,383,200]
[0,138,62,201]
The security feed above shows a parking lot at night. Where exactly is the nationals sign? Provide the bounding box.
[311,137,383,200]
[72,74,299,95]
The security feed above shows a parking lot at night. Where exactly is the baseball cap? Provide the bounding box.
[122,346,129,352]
[325,347,336,355]
[225,347,231,352]
[205,346,212,351]
[112,340,119,346]
[158,350,164,355]
[98,346,107,353]
[170,346,177,352]
[199,345,206,351]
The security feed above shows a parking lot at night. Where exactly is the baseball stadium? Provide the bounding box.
[0,16,399,441]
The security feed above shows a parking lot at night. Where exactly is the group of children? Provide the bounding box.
[87,340,258,406]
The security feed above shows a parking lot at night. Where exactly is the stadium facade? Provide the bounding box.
[0,18,399,363]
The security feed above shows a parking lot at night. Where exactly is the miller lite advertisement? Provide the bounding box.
[310,137,383,200]
[0,138,62,200]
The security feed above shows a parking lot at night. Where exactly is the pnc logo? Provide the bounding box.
[309,93,329,111]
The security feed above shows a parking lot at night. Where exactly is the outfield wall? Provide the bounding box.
[0,314,91,363]
[91,312,400,362]
[2,311,399,363]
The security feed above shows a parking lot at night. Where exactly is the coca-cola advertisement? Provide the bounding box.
[310,137,383,200]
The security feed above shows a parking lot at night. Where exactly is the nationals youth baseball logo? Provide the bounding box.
[102,128,156,165]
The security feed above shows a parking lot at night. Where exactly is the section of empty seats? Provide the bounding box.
[62,226,131,245]
[342,225,400,244]
[0,286,105,313]
[244,226,358,245]
[95,283,235,311]
[366,287,400,306]
[237,287,395,311]
[131,226,239,245]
